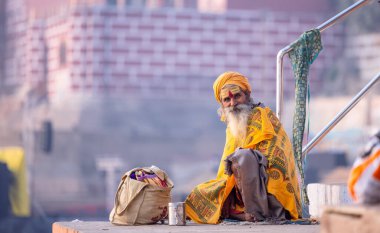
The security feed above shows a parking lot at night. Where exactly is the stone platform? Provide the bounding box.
[52,221,320,233]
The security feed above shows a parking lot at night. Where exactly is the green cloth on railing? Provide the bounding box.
[288,29,322,206]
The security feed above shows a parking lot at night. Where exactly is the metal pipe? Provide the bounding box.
[275,0,373,120]
[302,72,380,156]
[317,0,373,32]
[275,46,291,120]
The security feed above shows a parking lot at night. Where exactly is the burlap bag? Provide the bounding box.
[109,166,173,225]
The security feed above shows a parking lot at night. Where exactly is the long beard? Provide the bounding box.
[219,104,251,141]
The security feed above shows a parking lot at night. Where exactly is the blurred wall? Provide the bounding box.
[0,0,5,91]
[29,4,342,104]
[228,0,331,13]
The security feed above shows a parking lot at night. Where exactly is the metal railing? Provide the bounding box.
[276,0,374,120]
[275,0,378,155]
[302,73,379,156]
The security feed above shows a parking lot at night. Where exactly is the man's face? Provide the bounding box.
[218,86,251,139]
[221,90,248,108]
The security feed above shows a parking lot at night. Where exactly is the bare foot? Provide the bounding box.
[244,213,257,222]
[229,213,246,221]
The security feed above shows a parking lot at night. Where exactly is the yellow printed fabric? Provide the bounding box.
[185,107,302,224]
[0,147,31,217]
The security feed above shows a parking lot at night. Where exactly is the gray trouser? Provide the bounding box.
[225,148,288,221]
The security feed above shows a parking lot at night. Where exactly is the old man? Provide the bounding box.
[185,71,302,223]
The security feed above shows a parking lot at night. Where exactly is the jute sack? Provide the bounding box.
[109,166,173,225]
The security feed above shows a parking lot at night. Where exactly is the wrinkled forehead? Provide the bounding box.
[220,85,241,99]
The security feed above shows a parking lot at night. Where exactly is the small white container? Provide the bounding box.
[308,183,353,218]
[168,202,186,226]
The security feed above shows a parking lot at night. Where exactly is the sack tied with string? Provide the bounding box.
[109,165,174,225]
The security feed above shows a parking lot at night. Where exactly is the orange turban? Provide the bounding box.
[213,71,252,103]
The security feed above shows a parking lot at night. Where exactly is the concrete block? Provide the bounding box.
[308,183,353,218]
[321,205,380,233]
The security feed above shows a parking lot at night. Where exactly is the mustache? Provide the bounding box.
[224,104,251,113]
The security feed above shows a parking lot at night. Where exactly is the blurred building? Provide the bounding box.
[0,0,378,218]
[3,0,341,101]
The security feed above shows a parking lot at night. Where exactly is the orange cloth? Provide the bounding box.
[348,149,380,201]
[373,165,380,180]
[213,71,252,103]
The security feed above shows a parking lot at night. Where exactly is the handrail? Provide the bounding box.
[276,0,374,120]
[302,73,380,155]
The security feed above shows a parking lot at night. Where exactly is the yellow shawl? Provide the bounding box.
[185,107,301,224]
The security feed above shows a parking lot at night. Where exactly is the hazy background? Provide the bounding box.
[0,0,379,227]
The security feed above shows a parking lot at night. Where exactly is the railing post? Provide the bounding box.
[276,46,291,120]
[302,73,380,156]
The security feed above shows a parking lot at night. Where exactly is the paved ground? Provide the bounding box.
[53,221,320,233]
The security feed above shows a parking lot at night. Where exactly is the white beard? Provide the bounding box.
[221,104,251,140]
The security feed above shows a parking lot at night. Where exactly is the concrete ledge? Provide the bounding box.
[321,205,380,233]
[52,221,320,233]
